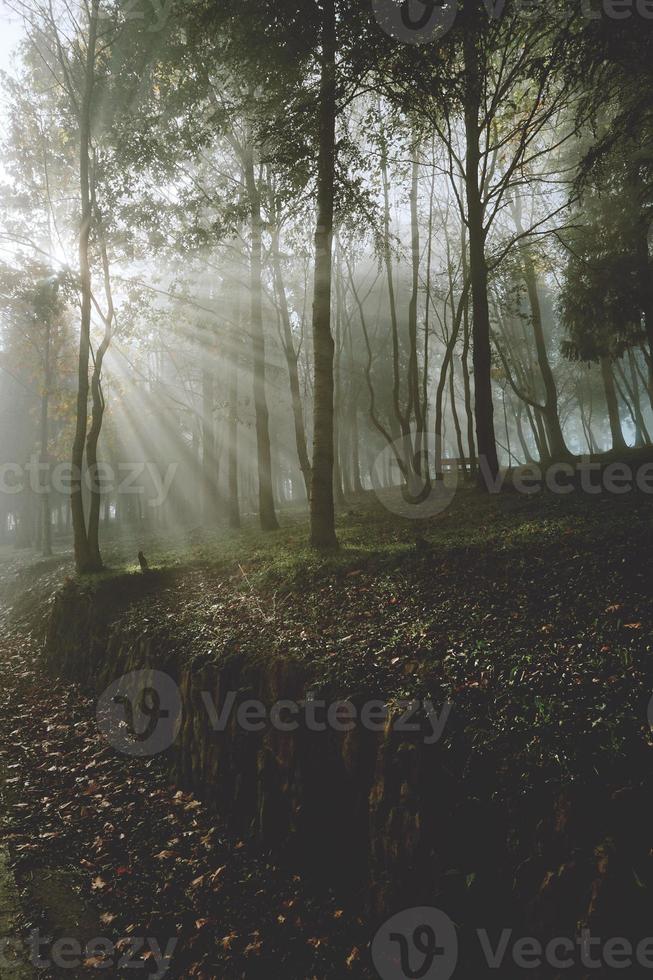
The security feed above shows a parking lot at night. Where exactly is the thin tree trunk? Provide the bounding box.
[634,169,653,411]
[333,250,346,506]
[71,0,99,574]
[201,362,218,523]
[521,248,570,458]
[621,352,650,444]
[449,356,465,463]
[86,335,111,567]
[228,312,241,529]
[461,260,476,472]
[435,284,470,478]
[600,356,627,453]
[346,314,363,494]
[379,120,405,445]
[271,228,312,498]
[244,142,279,531]
[463,20,499,484]
[40,318,52,557]
[515,402,534,463]
[86,226,114,569]
[309,0,338,548]
[422,144,436,471]
[408,144,423,442]
[534,407,550,460]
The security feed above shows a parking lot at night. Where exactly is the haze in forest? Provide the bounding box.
[0,0,650,567]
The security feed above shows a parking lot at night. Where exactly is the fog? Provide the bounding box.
[0,0,649,563]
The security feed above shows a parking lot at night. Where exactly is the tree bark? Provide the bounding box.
[40,317,52,557]
[271,229,312,499]
[408,146,423,440]
[461,252,476,473]
[201,362,218,524]
[309,0,338,549]
[244,142,279,531]
[86,327,111,568]
[70,0,99,573]
[463,21,499,484]
[600,356,628,453]
[228,318,241,530]
[521,250,570,459]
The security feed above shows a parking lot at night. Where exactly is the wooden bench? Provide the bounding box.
[439,457,478,473]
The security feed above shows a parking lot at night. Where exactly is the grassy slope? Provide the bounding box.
[2,488,653,976]
[6,485,651,796]
[1,487,651,783]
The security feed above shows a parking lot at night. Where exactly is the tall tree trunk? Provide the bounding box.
[523,403,544,458]
[40,318,52,557]
[271,229,312,498]
[434,284,470,478]
[379,121,404,444]
[463,20,499,484]
[333,249,346,506]
[86,329,111,568]
[201,362,218,524]
[449,356,465,463]
[634,170,653,410]
[515,403,535,463]
[345,312,363,495]
[600,356,628,453]
[71,0,99,574]
[228,315,241,530]
[461,257,476,473]
[521,249,570,459]
[86,225,114,569]
[421,146,436,473]
[309,0,338,549]
[622,352,650,445]
[244,143,279,531]
[534,407,550,460]
[408,145,423,443]
[351,402,362,494]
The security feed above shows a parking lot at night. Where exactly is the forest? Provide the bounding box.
[0,0,651,977]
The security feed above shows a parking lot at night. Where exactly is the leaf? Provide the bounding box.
[346,947,361,969]
[83,956,109,968]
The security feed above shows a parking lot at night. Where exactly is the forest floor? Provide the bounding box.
[0,485,652,976]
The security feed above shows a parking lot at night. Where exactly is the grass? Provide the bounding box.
[4,484,653,799]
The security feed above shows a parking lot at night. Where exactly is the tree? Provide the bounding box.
[380,0,579,482]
